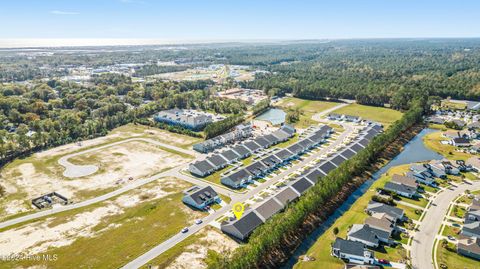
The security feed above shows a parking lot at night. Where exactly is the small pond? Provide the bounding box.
[256,108,286,125]
[282,128,443,268]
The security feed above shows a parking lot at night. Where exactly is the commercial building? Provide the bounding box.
[154,109,218,131]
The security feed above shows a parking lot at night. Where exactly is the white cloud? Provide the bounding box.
[50,10,80,15]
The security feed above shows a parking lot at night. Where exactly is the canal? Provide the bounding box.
[282,128,443,268]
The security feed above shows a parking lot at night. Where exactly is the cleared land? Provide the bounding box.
[0,124,197,221]
[0,177,206,269]
[294,164,411,269]
[332,103,403,128]
[276,97,341,129]
[143,226,238,269]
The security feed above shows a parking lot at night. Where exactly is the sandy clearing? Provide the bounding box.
[0,177,182,256]
[165,228,238,269]
[0,141,189,220]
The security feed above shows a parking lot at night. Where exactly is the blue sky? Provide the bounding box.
[0,0,479,40]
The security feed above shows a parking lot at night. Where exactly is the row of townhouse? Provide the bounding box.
[189,125,296,177]
[192,123,253,153]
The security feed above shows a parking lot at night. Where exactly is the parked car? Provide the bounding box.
[378,259,390,265]
[181,227,189,233]
[452,223,461,228]
[448,236,456,241]
[195,219,203,225]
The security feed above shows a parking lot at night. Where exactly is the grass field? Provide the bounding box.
[332,103,403,129]
[276,97,341,129]
[294,164,410,269]
[1,178,205,269]
[437,242,479,269]
[422,131,473,160]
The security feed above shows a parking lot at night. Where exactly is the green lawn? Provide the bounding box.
[276,97,341,129]
[396,196,429,208]
[3,179,205,269]
[420,183,439,194]
[396,203,423,221]
[441,225,461,238]
[437,242,479,269]
[450,205,467,219]
[202,165,233,186]
[294,164,411,269]
[423,131,473,160]
[331,103,403,129]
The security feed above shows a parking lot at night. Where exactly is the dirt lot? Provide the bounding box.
[0,139,191,220]
[0,177,205,268]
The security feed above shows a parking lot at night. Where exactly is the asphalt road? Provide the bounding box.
[121,121,355,269]
[410,180,480,269]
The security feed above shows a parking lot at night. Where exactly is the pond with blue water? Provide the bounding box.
[282,128,443,268]
[256,108,286,125]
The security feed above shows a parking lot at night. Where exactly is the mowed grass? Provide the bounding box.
[332,103,403,129]
[4,180,204,269]
[294,164,410,269]
[437,242,479,269]
[422,131,473,160]
[276,97,341,129]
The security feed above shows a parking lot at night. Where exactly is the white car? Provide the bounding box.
[195,219,203,225]
[181,227,189,233]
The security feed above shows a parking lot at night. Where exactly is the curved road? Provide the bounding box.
[410,180,480,269]
[58,137,199,178]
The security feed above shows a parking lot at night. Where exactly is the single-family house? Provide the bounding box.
[383,182,417,198]
[331,238,375,265]
[182,186,221,210]
[347,224,391,247]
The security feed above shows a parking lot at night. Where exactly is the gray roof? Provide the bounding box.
[207,154,228,167]
[363,131,376,140]
[244,141,262,152]
[271,129,290,141]
[298,138,316,149]
[254,136,271,148]
[330,155,347,167]
[223,169,251,184]
[304,168,324,183]
[332,238,367,257]
[367,201,404,220]
[221,149,240,162]
[384,182,416,195]
[221,210,263,240]
[274,148,294,161]
[286,143,304,155]
[232,145,251,157]
[261,155,282,168]
[291,178,313,194]
[191,160,215,174]
[281,124,296,136]
[358,138,370,147]
[254,198,284,220]
[348,224,387,245]
[245,161,269,175]
[264,134,279,144]
[340,148,356,159]
[350,143,364,153]
[274,187,299,206]
[319,161,337,175]
[184,186,218,205]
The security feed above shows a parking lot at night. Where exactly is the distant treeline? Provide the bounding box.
[207,97,427,269]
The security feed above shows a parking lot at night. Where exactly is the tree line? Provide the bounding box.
[204,114,245,139]
[207,97,427,268]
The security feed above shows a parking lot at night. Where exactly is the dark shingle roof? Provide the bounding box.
[245,161,269,175]
[221,149,240,162]
[319,161,337,175]
[274,148,294,161]
[254,136,271,148]
[186,186,218,205]
[384,182,416,196]
[332,238,367,257]
[274,187,299,206]
[367,201,404,220]
[221,211,263,240]
[222,169,251,184]
[261,155,282,167]
[340,148,356,159]
[207,154,228,167]
[330,155,347,167]
[286,143,304,155]
[244,141,262,152]
[271,129,290,141]
[304,169,324,183]
[232,145,251,156]
[358,138,370,147]
[291,178,313,194]
[254,198,283,220]
[350,143,365,152]
[263,134,279,144]
[191,160,215,174]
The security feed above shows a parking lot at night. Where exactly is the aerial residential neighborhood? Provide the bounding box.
[0,1,479,269]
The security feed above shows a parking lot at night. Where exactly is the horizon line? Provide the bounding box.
[1,37,480,49]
